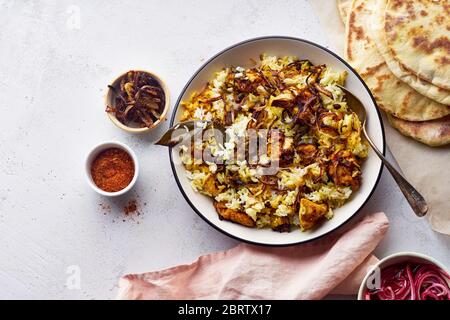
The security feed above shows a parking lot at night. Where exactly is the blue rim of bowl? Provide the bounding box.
[168,36,386,247]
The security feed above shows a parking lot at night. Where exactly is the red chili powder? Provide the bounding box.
[123,199,138,215]
[91,148,134,192]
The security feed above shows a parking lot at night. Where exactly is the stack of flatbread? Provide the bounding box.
[339,0,450,147]
[309,0,449,234]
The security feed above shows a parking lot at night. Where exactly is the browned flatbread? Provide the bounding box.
[387,114,450,147]
[345,0,450,146]
[372,0,450,105]
[337,0,351,24]
[345,0,450,121]
[383,0,450,91]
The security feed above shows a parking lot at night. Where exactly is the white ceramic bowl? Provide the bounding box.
[358,251,450,300]
[169,36,385,246]
[85,141,139,196]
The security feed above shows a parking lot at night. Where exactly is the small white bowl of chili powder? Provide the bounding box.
[85,141,139,196]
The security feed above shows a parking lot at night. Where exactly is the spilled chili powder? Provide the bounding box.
[91,148,134,192]
[123,199,138,215]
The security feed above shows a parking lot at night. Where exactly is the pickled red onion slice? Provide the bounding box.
[365,262,449,300]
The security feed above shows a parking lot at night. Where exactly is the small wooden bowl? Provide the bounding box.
[105,70,170,133]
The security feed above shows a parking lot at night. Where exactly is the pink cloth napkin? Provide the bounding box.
[117,211,388,300]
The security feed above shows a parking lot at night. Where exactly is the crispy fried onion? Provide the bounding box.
[107,71,165,128]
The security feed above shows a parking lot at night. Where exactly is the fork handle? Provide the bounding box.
[363,127,428,217]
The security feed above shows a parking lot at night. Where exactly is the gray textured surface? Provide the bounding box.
[0,0,448,299]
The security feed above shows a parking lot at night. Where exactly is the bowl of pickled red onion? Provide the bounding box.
[358,252,449,300]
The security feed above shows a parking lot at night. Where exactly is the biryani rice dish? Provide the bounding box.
[179,54,368,232]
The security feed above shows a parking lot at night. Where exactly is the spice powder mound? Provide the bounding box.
[123,199,138,215]
[91,148,135,192]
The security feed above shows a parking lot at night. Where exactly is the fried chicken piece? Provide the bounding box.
[329,164,354,186]
[297,143,317,165]
[268,131,294,166]
[202,175,222,196]
[280,137,295,165]
[270,216,291,233]
[299,198,328,230]
[213,201,256,227]
[328,150,362,190]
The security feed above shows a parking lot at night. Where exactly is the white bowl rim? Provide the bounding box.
[168,36,386,246]
[85,141,139,196]
[357,251,450,300]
